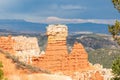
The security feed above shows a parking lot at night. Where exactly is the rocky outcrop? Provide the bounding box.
[33,24,68,72]
[68,42,89,71]
[12,36,40,63]
[32,24,92,73]
[0,35,40,63]
[0,35,15,54]
[46,24,68,55]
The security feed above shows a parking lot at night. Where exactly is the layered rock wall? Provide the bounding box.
[68,42,89,71]
[12,36,40,63]
[33,24,68,71]
[46,24,68,55]
[0,35,15,54]
[0,35,40,63]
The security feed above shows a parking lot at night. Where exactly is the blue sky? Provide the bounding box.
[0,0,120,24]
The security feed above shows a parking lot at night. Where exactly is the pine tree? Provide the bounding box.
[112,0,120,12]
[111,57,120,80]
[108,20,120,45]
[108,1,120,80]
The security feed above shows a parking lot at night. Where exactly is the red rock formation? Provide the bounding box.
[68,42,89,71]
[45,24,68,56]
[0,35,15,54]
[12,36,40,63]
[0,24,105,80]
[0,35,40,64]
[33,24,68,72]
[32,24,90,73]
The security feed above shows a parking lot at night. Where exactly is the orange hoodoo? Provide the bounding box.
[32,24,90,73]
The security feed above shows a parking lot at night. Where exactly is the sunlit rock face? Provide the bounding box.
[0,35,40,63]
[12,36,40,63]
[69,42,89,71]
[0,35,15,54]
[46,24,68,55]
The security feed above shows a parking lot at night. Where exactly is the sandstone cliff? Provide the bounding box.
[12,36,40,63]
[0,35,40,63]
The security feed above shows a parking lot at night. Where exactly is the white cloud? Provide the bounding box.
[60,5,86,10]
[0,11,117,25]
[37,16,116,24]
[1,14,116,25]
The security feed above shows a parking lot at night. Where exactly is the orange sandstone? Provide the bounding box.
[32,24,104,80]
[90,71,104,80]
[0,35,15,54]
[0,24,104,80]
[32,24,91,73]
[68,42,89,71]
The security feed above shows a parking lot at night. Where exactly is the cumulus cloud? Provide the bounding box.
[38,16,116,24]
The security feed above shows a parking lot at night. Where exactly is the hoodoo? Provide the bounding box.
[32,24,90,73]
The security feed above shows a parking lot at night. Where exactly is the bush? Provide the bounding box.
[0,61,8,80]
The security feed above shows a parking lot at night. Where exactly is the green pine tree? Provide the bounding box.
[108,1,120,80]
[111,57,120,80]
[108,20,120,45]
[112,0,120,12]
